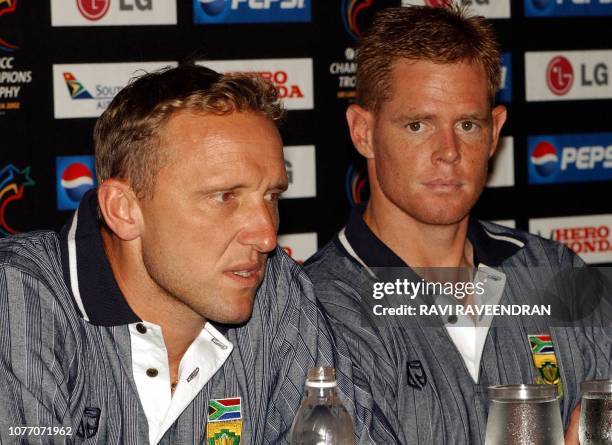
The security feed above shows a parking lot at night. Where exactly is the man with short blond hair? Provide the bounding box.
[0,64,397,444]
[306,5,610,444]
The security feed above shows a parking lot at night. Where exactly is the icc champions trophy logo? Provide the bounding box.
[342,0,373,40]
[0,164,35,236]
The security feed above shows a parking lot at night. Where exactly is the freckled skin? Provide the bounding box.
[368,59,506,226]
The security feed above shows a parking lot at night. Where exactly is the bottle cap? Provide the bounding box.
[306,367,337,388]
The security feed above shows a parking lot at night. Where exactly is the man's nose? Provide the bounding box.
[432,127,461,164]
[238,201,278,253]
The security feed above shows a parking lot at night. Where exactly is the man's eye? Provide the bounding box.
[461,121,475,131]
[407,122,422,132]
[212,192,233,203]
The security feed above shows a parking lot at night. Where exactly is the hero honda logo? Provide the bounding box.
[528,133,612,184]
[77,0,111,21]
[529,214,612,264]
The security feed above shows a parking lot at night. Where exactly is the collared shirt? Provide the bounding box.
[62,190,234,443]
[305,203,611,445]
[338,204,524,381]
[0,191,399,444]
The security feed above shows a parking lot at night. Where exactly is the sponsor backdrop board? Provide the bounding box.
[51,0,178,26]
[529,214,612,264]
[1,0,612,265]
[53,62,177,118]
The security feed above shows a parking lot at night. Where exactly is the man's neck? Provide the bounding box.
[363,199,474,269]
[100,226,204,382]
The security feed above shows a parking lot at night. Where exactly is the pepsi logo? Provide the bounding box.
[199,0,226,16]
[77,0,110,21]
[546,56,574,96]
[61,162,94,203]
[531,141,559,177]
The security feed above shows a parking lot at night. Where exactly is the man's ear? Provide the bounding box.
[489,104,508,158]
[97,180,143,241]
[346,104,376,159]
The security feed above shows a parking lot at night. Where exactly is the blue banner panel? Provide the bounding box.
[525,0,612,17]
[193,0,311,24]
[528,133,612,184]
[497,52,512,103]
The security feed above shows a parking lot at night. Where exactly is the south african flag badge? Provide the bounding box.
[207,397,242,445]
[528,334,564,399]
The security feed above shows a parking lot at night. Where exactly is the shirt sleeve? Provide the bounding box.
[0,264,74,441]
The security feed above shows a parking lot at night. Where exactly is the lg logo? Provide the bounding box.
[546,56,574,95]
[546,55,609,96]
[77,0,152,21]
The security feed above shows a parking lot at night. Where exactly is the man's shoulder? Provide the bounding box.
[0,230,63,277]
[304,236,361,282]
[477,220,580,267]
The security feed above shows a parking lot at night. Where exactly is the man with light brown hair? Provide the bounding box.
[0,64,399,444]
[306,4,608,444]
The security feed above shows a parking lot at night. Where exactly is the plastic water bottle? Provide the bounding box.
[290,367,355,445]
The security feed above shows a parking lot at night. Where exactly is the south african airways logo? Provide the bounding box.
[530,141,559,177]
[64,72,94,99]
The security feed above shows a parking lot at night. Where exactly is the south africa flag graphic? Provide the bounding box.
[208,397,242,422]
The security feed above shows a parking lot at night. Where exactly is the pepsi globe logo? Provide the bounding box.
[531,141,559,177]
[61,163,95,203]
[199,0,226,16]
[77,0,111,21]
[546,56,574,96]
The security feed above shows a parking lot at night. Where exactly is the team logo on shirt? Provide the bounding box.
[406,360,427,390]
[207,397,242,444]
[528,334,563,398]
[76,407,101,438]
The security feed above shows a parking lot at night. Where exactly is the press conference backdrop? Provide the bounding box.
[1,0,612,265]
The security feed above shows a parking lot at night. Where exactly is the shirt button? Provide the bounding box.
[136,323,147,334]
[146,368,159,378]
[447,315,458,324]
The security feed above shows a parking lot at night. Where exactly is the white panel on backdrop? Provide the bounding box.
[529,214,612,264]
[490,220,516,229]
[198,59,314,110]
[53,62,176,119]
[401,0,511,18]
[277,233,318,264]
[487,136,514,188]
[282,145,316,199]
[525,50,612,102]
[51,0,177,26]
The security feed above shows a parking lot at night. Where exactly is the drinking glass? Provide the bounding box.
[485,384,564,445]
[579,379,612,445]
